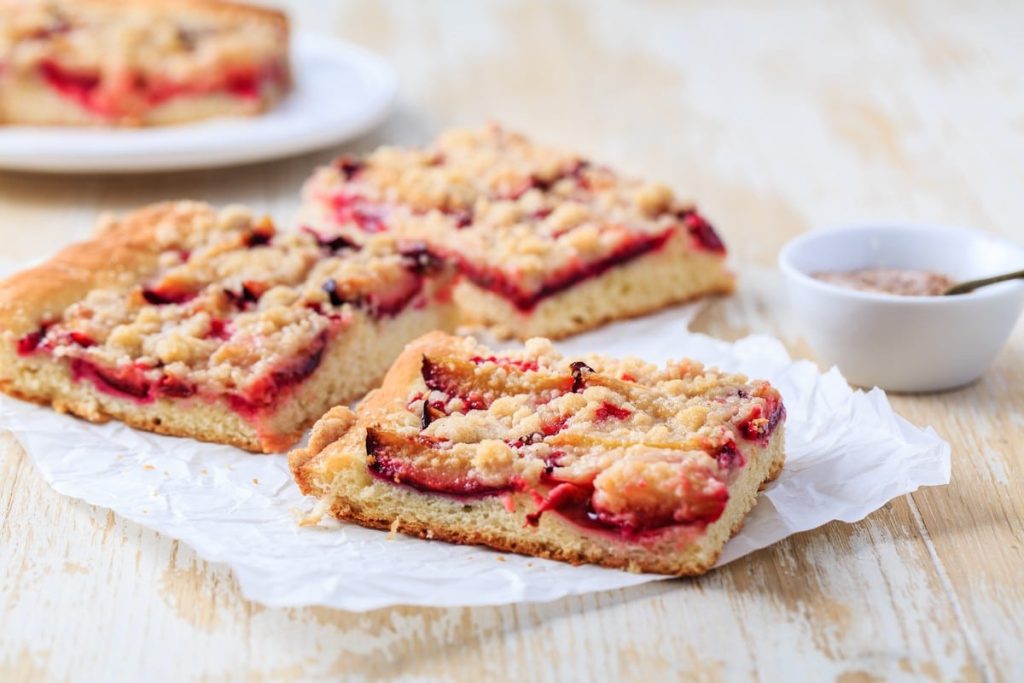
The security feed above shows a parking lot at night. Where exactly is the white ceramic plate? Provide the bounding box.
[0,34,396,173]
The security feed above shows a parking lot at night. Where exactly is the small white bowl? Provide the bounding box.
[778,224,1024,392]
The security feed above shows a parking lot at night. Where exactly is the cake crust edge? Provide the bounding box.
[0,201,211,336]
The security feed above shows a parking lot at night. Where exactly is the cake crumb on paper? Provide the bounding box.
[387,517,401,539]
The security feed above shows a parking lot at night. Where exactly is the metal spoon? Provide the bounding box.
[944,268,1024,295]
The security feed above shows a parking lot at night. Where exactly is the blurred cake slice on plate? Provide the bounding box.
[0,0,290,126]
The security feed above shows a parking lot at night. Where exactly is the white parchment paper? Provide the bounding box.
[0,304,951,611]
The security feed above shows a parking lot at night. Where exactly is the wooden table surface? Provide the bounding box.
[2,1,1022,681]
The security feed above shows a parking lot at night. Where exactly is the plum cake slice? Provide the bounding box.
[0,0,290,126]
[0,202,457,452]
[299,124,735,339]
[290,331,785,575]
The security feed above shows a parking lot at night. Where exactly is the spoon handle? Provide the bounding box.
[944,268,1024,295]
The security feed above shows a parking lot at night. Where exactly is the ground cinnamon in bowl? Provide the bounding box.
[812,268,954,296]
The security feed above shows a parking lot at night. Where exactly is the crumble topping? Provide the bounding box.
[16,203,437,405]
[366,335,785,532]
[302,125,726,300]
